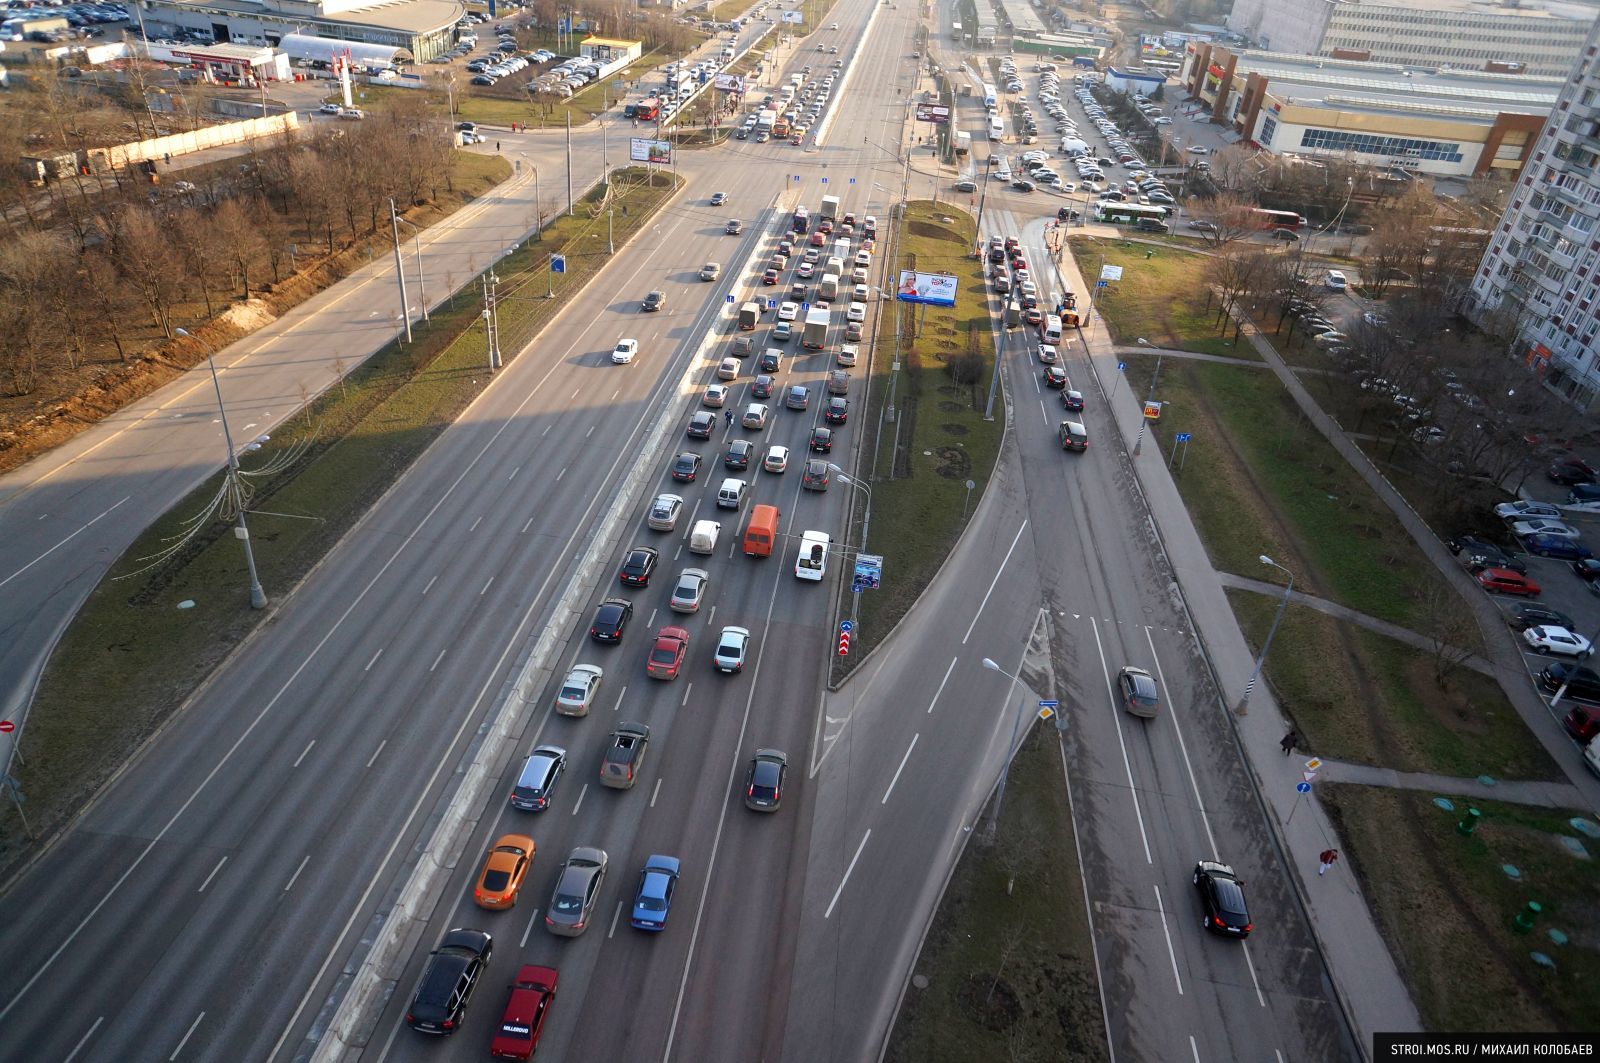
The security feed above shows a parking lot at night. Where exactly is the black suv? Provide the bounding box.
[406,928,492,1034]
[642,290,666,312]
[590,598,634,643]
[1192,862,1251,937]
[1538,662,1600,703]
[1447,535,1527,575]
[618,546,659,587]
[1548,458,1597,485]
[670,451,702,482]
[1507,603,1574,633]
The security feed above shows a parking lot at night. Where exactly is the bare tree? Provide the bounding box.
[78,251,137,362]
[1420,580,1481,688]
[211,197,269,299]
[1205,142,1258,193]
[0,234,58,394]
[173,207,221,317]
[107,205,187,338]
[1185,189,1259,248]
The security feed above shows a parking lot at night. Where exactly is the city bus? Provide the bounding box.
[634,97,660,121]
[1249,208,1306,231]
[982,81,997,108]
[1094,201,1170,225]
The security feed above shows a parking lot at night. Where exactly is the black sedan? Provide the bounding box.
[1446,535,1527,575]
[1507,603,1574,632]
[1192,861,1252,937]
[642,290,666,312]
[590,598,634,643]
[618,546,659,587]
[687,411,717,439]
[724,439,755,470]
[670,451,702,482]
[405,928,493,1034]
[809,426,833,453]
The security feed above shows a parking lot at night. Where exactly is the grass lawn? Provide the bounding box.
[1321,785,1600,1034]
[844,201,1003,665]
[1227,592,1559,780]
[1068,236,1256,359]
[1120,356,1461,630]
[0,169,681,870]
[887,725,1107,1061]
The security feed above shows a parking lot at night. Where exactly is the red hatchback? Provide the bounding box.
[762,268,780,285]
[1476,567,1541,597]
[489,965,558,1060]
[646,626,690,680]
[1565,705,1600,744]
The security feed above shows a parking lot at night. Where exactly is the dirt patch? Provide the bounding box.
[957,974,1021,1032]
[937,400,963,412]
[933,446,972,479]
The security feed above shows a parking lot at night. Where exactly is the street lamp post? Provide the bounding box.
[386,198,412,343]
[175,328,267,609]
[979,656,1042,838]
[1130,338,1161,456]
[1236,554,1294,715]
[828,463,871,621]
[391,205,427,322]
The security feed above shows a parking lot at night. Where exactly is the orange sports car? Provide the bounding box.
[474,834,536,909]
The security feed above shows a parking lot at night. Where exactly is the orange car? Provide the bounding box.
[474,834,536,910]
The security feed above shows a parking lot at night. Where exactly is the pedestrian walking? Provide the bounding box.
[496,140,501,151]
[724,409,734,427]
[1317,848,1339,876]
[1280,729,1299,756]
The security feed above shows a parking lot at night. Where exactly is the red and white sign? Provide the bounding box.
[0,720,14,733]
[837,631,851,656]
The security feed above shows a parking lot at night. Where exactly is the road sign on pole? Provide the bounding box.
[551,254,566,274]
[840,620,854,632]
[1295,781,1312,794]
[1038,700,1059,709]
[0,721,13,734]
[837,629,851,656]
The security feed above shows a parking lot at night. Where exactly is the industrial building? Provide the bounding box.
[1181,44,1560,179]
[1471,15,1600,406]
[1225,0,1595,80]
[140,0,464,64]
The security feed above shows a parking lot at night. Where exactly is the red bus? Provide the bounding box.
[1250,208,1305,231]
[635,97,661,121]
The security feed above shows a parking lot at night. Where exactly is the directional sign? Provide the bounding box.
[727,294,735,303]
[852,553,882,591]
[767,298,777,309]
[849,177,856,184]
[1117,361,1126,371]
[839,620,855,632]
[0,720,13,734]
[551,254,566,274]
[837,629,851,656]
[801,301,810,311]
[1175,432,1191,443]
[1038,699,1059,709]
[1095,280,1107,289]
[1295,781,1312,794]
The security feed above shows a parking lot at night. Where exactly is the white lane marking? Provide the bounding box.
[284,855,310,893]
[365,739,387,769]
[0,496,130,590]
[586,425,597,438]
[62,1015,103,1063]
[647,608,658,628]
[520,908,541,948]
[480,577,495,596]
[556,467,566,482]
[961,519,1029,644]
[508,466,521,481]
[422,575,438,595]
[169,1012,205,1060]
[1142,627,1217,854]
[1241,940,1267,1008]
[1153,885,1184,995]
[364,649,383,672]
[607,901,624,938]
[197,857,228,893]
[824,830,872,919]
[292,741,316,768]
[572,783,589,816]
[1190,1035,1201,1061]
[614,684,627,713]
[1088,619,1153,863]
[650,777,663,807]
[430,649,446,672]
[1040,400,1051,427]
[522,517,535,534]
[881,734,918,804]
[469,516,483,532]
[706,605,716,627]
[928,656,957,714]
[681,682,692,707]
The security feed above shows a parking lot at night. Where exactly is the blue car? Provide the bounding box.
[630,854,681,932]
[1520,533,1592,560]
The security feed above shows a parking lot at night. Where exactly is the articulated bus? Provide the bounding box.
[1093,201,1170,225]
[1249,208,1306,231]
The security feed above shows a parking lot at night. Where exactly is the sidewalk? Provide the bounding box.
[1313,759,1587,809]
[1051,231,1425,1046]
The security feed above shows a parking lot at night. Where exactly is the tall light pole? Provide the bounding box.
[391,205,427,322]
[828,463,871,622]
[979,656,1046,838]
[1130,338,1161,456]
[387,198,412,343]
[1236,554,1294,715]
[175,328,267,609]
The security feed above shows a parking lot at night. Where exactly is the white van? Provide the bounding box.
[689,519,721,555]
[795,530,831,581]
[988,117,1005,141]
[1041,317,1063,345]
[716,477,748,510]
[1325,269,1348,292]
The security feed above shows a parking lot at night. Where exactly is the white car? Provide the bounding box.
[555,664,604,716]
[319,102,342,115]
[1511,518,1580,540]
[1037,343,1058,364]
[669,568,709,613]
[717,357,740,381]
[1523,625,1592,657]
[777,301,800,322]
[611,338,640,364]
[647,493,684,531]
[846,302,867,323]
[703,383,730,408]
[1496,500,1563,521]
[763,444,789,473]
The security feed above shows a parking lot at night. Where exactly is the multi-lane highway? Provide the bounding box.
[0,1,1368,1061]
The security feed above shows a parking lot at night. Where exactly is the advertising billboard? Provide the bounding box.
[782,9,803,22]
[713,73,746,93]
[895,270,958,307]
[629,138,673,164]
[915,102,950,123]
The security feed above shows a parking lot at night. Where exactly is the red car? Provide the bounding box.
[646,626,690,680]
[762,268,780,285]
[808,230,827,247]
[1476,567,1541,597]
[489,965,558,1060]
[1022,307,1044,327]
[1565,704,1600,743]
[1011,255,1027,272]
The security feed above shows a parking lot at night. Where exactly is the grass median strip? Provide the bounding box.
[887,723,1107,1061]
[1320,785,1599,1034]
[0,168,680,867]
[1070,237,1255,359]
[845,201,1002,665]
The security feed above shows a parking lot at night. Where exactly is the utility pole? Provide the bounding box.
[608,208,615,254]
[565,111,574,216]
[388,198,411,344]
[482,271,502,371]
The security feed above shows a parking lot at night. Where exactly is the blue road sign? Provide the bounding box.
[1295,781,1312,794]
[726,294,735,303]
[849,177,856,184]
[1095,279,1106,288]
[766,298,776,309]
[821,177,828,184]
[1175,432,1191,443]
[1117,361,1126,371]
[801,301,810,311]
[1039,699,1059,708]
[551,254,566,274]
[792,175,801,181]
[840,620,855,632]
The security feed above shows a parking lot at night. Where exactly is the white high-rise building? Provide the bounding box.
[1472,16,1600,407]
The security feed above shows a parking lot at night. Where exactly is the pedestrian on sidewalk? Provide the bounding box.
[1280,728,1299,756]
[496,140,501,151]
[1318,848,1339,876]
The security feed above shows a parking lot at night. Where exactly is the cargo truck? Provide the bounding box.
[819,273,840,301]
[819,195,841,223]
[954,131,971,156]
[802,307,830,349]
[756,108,777,133]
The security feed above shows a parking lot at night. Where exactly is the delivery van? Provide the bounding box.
[689,519,721,554]
[743,504,780,557]
[795,529,831,581]
[739,301,760,330]
[1324,269,1347,292]
[716,477,748,510]
[819,273,841,301]
[825,256,845,277]
[1042,317,1063,344]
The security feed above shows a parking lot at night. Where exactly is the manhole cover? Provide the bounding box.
[1569,818,1600,839]
[1502,864,1522,880]
[1432,797,1455,812]
[912,974,929,990]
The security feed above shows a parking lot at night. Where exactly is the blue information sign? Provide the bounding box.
[766,299,776,309]
[551,254,566,274]
[1295,781,1312,794]
[1175,432,1191,443]
[726,294,735,303]
[1039,699,1059,708]
[839,620,854,632]
[1117,361,1126,371]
